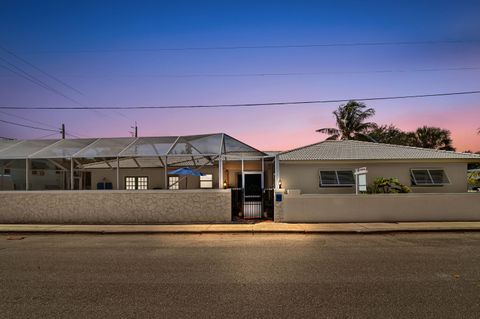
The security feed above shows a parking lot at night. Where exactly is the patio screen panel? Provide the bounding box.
[73,138,136,158]
[30,138,98,158]
[0,140,59,159]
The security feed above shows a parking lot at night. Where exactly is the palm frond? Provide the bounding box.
[316,128,340,135]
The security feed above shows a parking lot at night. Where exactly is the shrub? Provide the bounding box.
[368,177,411,194]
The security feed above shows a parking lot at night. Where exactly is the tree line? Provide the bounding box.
[317,100,479,152]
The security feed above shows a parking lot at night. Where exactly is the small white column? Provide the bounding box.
[261,157,264,189]
[164,156,168,189]
[274,155,280,189]
[218,156,223,189]
[116,157,120,190]
[241,158,245,189]
[25,159,29,191]
[70,158,74,190]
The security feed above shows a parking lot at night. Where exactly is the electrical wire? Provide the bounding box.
[31,66,480,79]
[0,110,58,130]
[0,57,82,105]
[15,39,480,53]
[35,132,61,139]
[0,119,60,132]
[0,45,84,95]
[0,90,479,110]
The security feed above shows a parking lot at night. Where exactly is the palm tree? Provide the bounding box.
[367,125,409,145]
[413,126,455,151]
[316,101,377,140]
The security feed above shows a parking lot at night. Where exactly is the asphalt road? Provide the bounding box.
[1,233,479,318]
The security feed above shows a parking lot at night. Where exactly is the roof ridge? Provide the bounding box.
[345,139,477,156]
[278,139,331,156]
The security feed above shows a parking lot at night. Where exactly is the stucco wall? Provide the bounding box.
[0,190,231,224]
[279,161,468,194]
[275,190,480,222]
[91,167,219,190]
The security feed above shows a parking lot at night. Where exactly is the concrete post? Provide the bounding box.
[218,156,223,189]
[70,158,74,190]
[274,155,280,189]
[164,156,168,189]
[25,159,29,191]
[116,157,120,190]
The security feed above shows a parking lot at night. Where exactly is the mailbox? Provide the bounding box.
[275,193,283,202]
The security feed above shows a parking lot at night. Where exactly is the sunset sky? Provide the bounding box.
[0,0,479,151]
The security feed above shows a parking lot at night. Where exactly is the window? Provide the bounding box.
[125,176,149,190]
[200,174,213,188]
[411,169,449,186]
[2,168,10,176]
[319,170,355,187]
[169,176,179,190]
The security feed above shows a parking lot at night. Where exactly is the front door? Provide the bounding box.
[243,173,263,218]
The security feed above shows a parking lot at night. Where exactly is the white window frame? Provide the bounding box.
[319,170,355,187]
[200,174,213,189]
[410,168,450,186]
[125,176,149,190]
[169,176,179,190]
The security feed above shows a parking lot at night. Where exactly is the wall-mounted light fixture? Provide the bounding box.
[223,180,227,188]
[278,179,283,189]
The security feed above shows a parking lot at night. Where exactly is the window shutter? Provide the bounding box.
[320,171,338,185]
[337,171,355,185]
[428,170,449,184]
[411,170,432,185]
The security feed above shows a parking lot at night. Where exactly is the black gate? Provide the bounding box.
[231,187,274,220]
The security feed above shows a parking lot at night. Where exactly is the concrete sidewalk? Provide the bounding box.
[1,221,480,234]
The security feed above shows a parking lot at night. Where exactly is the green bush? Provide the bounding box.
[367,177,411,194]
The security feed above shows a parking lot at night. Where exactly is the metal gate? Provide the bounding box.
[231,188,274,219]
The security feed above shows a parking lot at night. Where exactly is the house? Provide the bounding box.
[0,135,479,224]
[276,140,480,194]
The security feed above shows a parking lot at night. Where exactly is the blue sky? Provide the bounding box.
[1,0,479,150]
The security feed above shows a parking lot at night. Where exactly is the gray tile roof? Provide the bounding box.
[278,140,480,161]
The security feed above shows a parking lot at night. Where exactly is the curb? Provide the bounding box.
[1,228,480,235]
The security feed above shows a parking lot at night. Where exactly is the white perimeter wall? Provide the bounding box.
[0,190,231,224]
[275,190,480,222]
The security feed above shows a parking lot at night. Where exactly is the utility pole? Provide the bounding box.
[61,124,65,139]
[130,122,138,137]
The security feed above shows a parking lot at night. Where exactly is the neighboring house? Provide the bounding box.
[277,140,480,194]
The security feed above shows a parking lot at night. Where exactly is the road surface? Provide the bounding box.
[1,233,479,318]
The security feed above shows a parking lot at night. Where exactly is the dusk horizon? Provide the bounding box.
[1,0,479,152]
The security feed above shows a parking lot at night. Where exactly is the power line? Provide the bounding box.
[15,39,480,53]
[30,66,479,79]
[0,110,87,138]
[0,110,58,130]
[0,52,127,125]
[0,56,83,105]
[0,119,60,132]
[0,45,84,95]
[0,90,479,110]
[35,132,61,139]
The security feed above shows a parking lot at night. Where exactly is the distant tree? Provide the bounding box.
[367,125,416,145]
[316,101,377,141]
[413,126,455,151]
